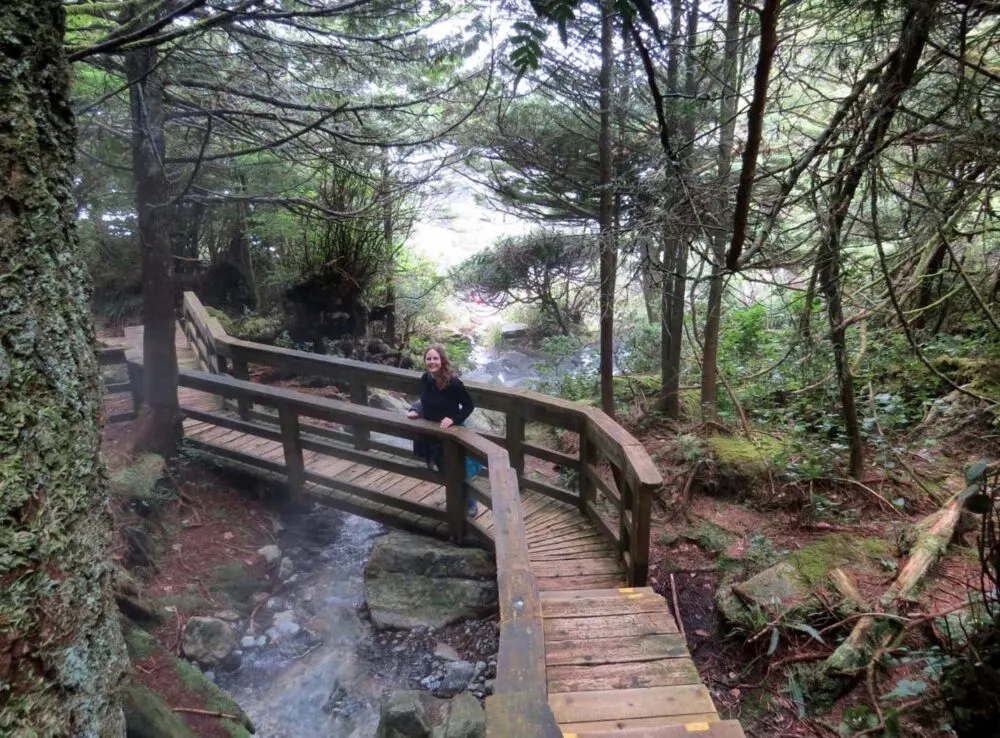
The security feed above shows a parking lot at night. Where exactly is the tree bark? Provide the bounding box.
[700,0,740,420]
[382,160,397,343]
[598,0,617,417]
[0,2,127,732]
[658,0,685,417]
[125,44,181,456]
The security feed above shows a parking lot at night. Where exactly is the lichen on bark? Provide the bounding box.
[1,2,127,734]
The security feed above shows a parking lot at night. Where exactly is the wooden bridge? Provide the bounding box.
[101,293,746,738]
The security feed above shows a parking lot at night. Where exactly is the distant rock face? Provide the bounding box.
[368,390,413,415]
[376,690,485,738]
[499,323,528,339]
[365,532,498,631]
[181,616,237,667]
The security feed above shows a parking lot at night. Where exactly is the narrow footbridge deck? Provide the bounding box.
[101,293,745,738]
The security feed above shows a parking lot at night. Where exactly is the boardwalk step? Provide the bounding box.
[561,718,747,737]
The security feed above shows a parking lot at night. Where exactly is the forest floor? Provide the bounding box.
[633,421,989,738]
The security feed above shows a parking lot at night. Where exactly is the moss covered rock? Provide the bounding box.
[717,535,889,630]
[365,532,497,630]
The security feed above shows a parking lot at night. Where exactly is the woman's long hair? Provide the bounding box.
[425,344,457,389]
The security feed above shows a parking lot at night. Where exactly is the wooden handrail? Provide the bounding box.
[181,291,661,585]
[177,290,664,736]
[175,365,560,735]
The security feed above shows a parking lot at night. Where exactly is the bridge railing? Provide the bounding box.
[98,345,142,423]
[181,291,662,586]
[173,365,560,737]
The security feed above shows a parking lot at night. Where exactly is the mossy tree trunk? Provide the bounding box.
[0,2,127,733]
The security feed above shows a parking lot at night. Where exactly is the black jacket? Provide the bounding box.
[412,373,475,425]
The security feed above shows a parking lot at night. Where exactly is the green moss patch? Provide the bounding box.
[708,434,787,476]
[172,658,255,733]
[788,534,891,587]
[124,625,159,661]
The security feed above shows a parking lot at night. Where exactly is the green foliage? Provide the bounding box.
[532,335,599,402]
[616,323,661,375]
[452,230,596,336]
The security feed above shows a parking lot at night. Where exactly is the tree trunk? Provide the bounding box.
[700,0,740,420]
[0,2,127,732]
[658,0,685,417]
[125,44,181,456]
[382,160,397,343]
[598,0,617,417]
[817,0,936,478]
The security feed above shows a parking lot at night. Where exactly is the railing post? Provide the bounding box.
[617,461,632,580]
[279,408,305,506]
[631,479,652,587]
[444,438,467,544]
[231,352,251,421]
[351,382,370,450]
[577,432,595,515]
[505,410,525,478]
[126,359,144,413]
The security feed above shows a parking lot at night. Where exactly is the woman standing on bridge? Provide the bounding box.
[408,345,482,516]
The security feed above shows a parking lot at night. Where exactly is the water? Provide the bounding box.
[219,512,388,737]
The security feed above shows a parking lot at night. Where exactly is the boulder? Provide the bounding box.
[257,545,282,566]
[369,390,413,415]
[499,323,528,339]
[377,691,433,738]
[439,661,476,693]
[375,691,484,738]
[365,532,497,630]
[181,616,237,667]
[444,693,486,738]
[367,532,495,581]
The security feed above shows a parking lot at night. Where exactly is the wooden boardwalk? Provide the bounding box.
[106,323,744,737]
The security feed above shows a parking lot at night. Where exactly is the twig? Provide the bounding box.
[670,573,686,640]
[819,477,906,518]
[172,706,242,721]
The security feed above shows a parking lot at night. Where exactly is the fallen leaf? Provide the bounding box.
[730,688,741,698]
[695,629,709,637]
[223,531,235,540]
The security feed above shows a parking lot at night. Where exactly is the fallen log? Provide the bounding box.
[820,491,965,676]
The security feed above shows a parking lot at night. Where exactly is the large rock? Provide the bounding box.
[181,616,237,667]
[375,691,484,738]
[365,532,497,630]
[717,562,810,629]
[369,390,413,415]
[499,323,528,339]
[377,691,433,738]
[444,693,486,738]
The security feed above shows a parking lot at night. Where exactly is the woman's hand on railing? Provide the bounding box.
[440,417,454,429]
[407,410,420,419]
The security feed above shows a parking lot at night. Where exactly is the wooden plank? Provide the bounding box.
[530,535,613,554]
[485,693,562,738]
[556,714,724,736]
[528,530,608,550]
[304,470,449,523]
[530,559,623,579]
[545,634,688,666]
[540,587,657,601]
[548,685,716,723]
[531,541,619,558]
[587,463,622,507]
[544,611,678,642]
[536,575,624,591]
[530,549,618,562]
[540,594,666,619]
[546,657,700,694]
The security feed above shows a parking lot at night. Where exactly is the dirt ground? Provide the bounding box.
[636,424,987,738]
